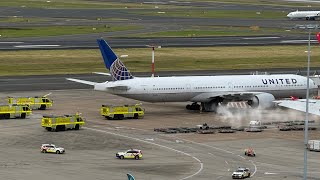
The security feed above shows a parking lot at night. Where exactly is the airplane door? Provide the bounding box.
[228,82,233,91]
[186,84,191,90]
[141,85,148,92]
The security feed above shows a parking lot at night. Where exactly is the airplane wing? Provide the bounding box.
[67,78,129,90]
[275,99,320,116]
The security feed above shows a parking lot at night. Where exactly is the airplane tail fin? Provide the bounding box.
[97,39,133,81]
[127,173,135,180]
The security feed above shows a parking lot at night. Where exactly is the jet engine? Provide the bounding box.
[247,93,275,109]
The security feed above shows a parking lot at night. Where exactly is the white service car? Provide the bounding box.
[40,144,65,154]
[116,149,143,160]
[232,167,251,179]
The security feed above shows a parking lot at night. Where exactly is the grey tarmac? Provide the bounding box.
[0,90,319,180]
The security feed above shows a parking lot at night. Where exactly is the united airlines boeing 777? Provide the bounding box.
[67,39,318,112]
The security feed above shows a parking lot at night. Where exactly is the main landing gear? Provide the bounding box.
[186,101,220,112]
[186,102,201,110]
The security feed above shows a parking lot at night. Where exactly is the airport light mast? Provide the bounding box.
[147,45,161,77]
[294,24,319,180]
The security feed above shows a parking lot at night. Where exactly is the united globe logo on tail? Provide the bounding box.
[110,59,133,81]
[97,39,133,81]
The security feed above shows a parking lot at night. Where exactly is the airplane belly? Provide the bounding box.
[117,92,199,102]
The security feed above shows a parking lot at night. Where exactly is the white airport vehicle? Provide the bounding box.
[196,123,209,130]
[232,167,251,179]
[67,39,317,112]
[287,10,320,20]
[308,140,320,151]
[249,120,260,126]
[40,144,65,154]
[116,149,143,160]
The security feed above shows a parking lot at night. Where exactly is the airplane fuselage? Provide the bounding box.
[95,74,317,102]
[287,11,320,20]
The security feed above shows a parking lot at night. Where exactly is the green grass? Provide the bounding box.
[0,25,142,38]
[128,26,297,37]
[0,0,175,9]
[0,17,48,23]
[131,9,287,19]
[0,45,318,76]
[188,0,320,7]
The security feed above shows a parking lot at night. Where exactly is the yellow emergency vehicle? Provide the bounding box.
[0,104,32,119]
[8,94,53,110]
[41,113,85,132]
[101,104,144,120]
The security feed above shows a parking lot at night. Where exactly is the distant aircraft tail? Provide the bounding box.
[127,173,135,180]
[97,39,133,81]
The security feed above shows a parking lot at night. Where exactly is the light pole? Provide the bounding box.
[294,24,319,180]
[147,45,161,77]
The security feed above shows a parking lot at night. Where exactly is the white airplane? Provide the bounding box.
[287,10,320,20]
[67,39,318,112]
[276,98,320,116]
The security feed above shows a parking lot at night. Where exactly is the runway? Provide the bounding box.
[1,35,320,50]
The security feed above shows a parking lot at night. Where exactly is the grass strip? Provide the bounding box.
[131,9,287,19]
[127,26,299,37]
[0,45,318,76]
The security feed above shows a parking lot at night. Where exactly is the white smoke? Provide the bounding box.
[216,105,311,128]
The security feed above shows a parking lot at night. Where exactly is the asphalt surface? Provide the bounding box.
[2,35,320,50]
[0,90,319,180]
[1,2,320,180]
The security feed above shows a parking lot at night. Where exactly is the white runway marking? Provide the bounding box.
[281,40,318,43]
[176,138,258,177]
[14,45,61,48]
[84,127,203,180]
[248,160,257,176]
[264,171,320,174]
[242,37,280,40]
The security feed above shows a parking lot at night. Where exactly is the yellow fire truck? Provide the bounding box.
[8,94,53,110]
[0,104,32,119]
[101,104,144,120]
[41,113,85,132]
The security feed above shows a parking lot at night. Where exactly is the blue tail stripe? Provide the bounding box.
[97,39,117,69]
[97,39,133,81]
